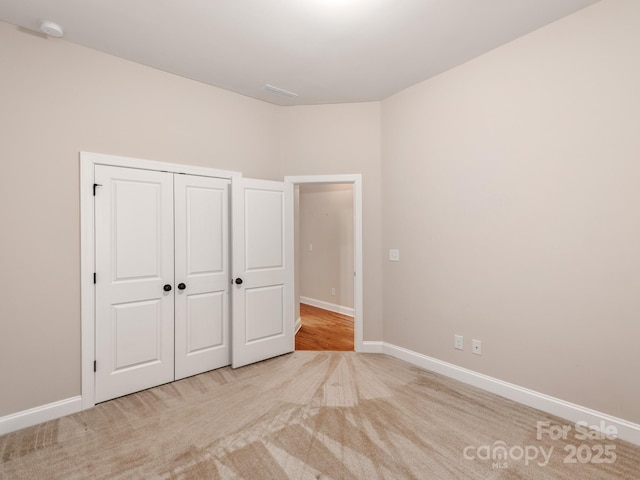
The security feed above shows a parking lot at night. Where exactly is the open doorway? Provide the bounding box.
[285,174,363,352]
[296,183,354,350]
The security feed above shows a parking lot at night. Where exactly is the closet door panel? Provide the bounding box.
[174,175,230,380]
[231,177,294,368]
[94,165,175,403]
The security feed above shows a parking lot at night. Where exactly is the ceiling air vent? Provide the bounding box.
[262,84,298,100]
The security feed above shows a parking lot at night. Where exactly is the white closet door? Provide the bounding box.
[95,165,175,403]
[231,177,294,368]
[174,175,231,380]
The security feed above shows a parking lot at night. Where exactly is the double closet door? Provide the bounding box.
[94,165,232,403]
[93,163,295,404]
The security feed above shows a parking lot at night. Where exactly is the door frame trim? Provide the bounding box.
[284,174,364,352]
[80,151,240,409]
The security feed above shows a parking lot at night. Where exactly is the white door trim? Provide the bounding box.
[80,151,240,410]
[284,174,364,352]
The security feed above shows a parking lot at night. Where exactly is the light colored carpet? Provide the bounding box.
[1,352,638,479]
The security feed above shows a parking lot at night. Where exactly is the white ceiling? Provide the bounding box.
[0,0,600,105]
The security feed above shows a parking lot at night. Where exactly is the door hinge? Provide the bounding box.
[93,183,102,196]
[93,360,97,372]
[93,272,96,284]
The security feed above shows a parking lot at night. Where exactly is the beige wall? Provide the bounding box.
[299,184,354,309]
[0,21,281,417]
[381,0,640,423]
[279,103,383,341]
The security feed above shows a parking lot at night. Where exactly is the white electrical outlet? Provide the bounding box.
[472,339,482,355]
[454,334,464,350]
[389,249,400,262]
[331,287,336,296]
[309,243,313,251]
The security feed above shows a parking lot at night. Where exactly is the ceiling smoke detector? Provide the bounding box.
[262,84,298,100]
[40,20,64,38]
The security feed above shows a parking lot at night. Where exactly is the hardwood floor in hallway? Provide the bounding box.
[295,303,354,351]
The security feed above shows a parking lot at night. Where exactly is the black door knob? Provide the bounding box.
[234,278,243,285]
[163,284,172,292]
[177,283,186,290]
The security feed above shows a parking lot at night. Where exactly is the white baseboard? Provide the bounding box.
[381,343,640,447]
[360,340,384,353]
[295,317,302,334]
[0,396,82,436]
[325,336,640,444]
[300,296,354,317]
[5,346,639,447]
